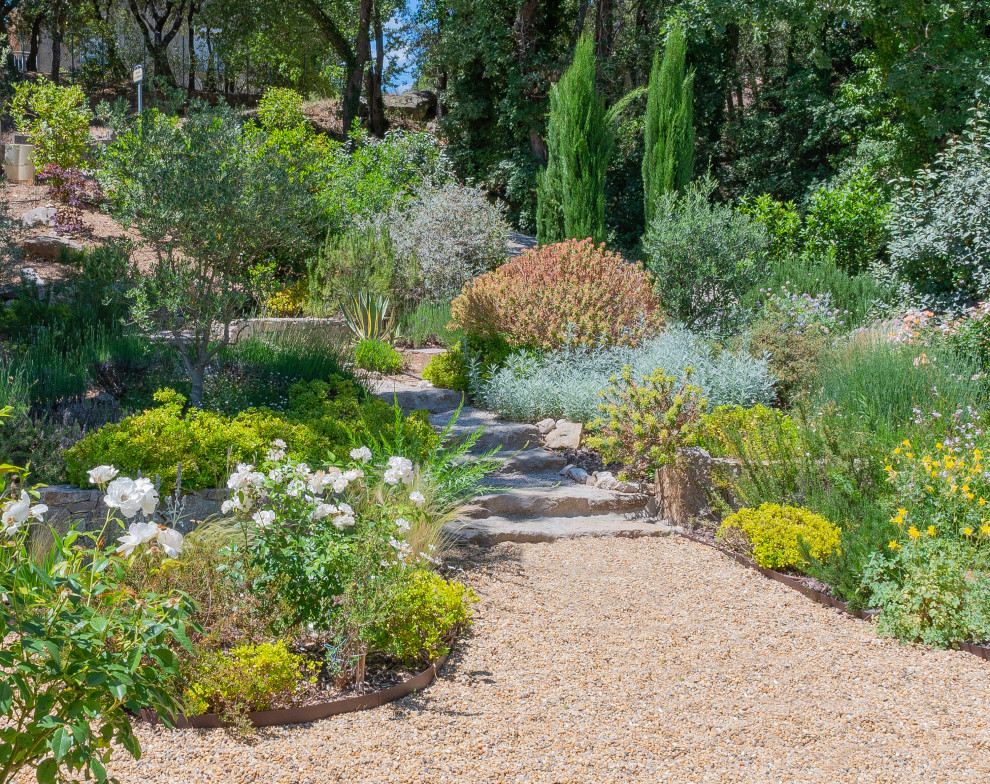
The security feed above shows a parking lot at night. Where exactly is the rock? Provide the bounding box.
[536,418,557,435]
[594,471,620,490]
[545,420,582,451]
[614,480,641,494]
[383,90,437,120]
[19,234,85,260]
[18,266,43,286]
[655,447,725,527]
[20,206,55,228]
[565,466,591,484]
[558,463,575,477]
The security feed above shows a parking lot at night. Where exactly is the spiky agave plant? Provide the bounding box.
[341,291,400,342]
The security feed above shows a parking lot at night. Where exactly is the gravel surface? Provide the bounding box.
[76,538,990,783]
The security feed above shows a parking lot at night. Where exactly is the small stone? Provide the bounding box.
[545,421,582,451]
[20,206,56,227]
[558,463,575,477]
[614,481,641,494]
[565,466,591,483]
[535,418,556,435]
[594,471,620,490]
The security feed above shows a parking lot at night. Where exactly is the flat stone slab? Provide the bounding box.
[446,516,674,544]
[431,406,539,454]
[497,448,568,475]
[464,483,652,520]
[374,377,466,414]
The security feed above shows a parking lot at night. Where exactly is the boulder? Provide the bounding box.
[19,234,85,260]
[383,90,437,121]
[545,420,582,451]
[20,206,55,228]
[593,471,620,491]
[536,418,557,435]
[655,447,722,527]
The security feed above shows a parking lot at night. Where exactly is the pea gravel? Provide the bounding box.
[92,538,990,783]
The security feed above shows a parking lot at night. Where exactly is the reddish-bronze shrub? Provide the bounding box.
[449,238,663,349]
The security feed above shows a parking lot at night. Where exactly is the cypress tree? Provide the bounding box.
[536,33,614,244]
[643,24,695,223]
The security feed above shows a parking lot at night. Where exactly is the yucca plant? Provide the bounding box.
[341,291,400,342]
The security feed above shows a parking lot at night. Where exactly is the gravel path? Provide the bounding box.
[107,538,990,783]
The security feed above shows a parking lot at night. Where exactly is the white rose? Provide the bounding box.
[286,479,306,498]
[331,476,349,493]
[350,446,373,463]
[395,517,410,532]
[104,477,148,519]
[157,527,184,558]
[337,502,353,516]
[133,477,159,517]
[272,439,287,449]
[1,491,32,535]
[252,509,276,528]
[87,465,119,485]
[333,514,355,529]
[312,503,337,521]
[308,470,327,494]
[409,491,426,507]
[343,469,364,482]
[115,521,159,557]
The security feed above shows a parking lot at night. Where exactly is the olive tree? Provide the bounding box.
[100,102,321,407]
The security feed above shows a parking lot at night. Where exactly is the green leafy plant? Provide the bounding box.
[185,641,318,725]
[422,344,469,391]
[536,33,613,244]
[354,337,404,374]
[367,570,477,664]
[341,290,400,343]
[695,405,798,462]
[257,87,309,132]
[642,22,694,220]
[10,77,91,170]
[400,301,463,348]
[306,225,402,315]
[717,503,841,571]
[736,194,801,264]
[587,366,707,479]
[451,238,663,350]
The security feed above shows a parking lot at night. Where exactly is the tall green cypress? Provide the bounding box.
[643,24,695,223]
[536,33,614,244]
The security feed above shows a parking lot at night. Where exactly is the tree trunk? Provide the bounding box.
[188,363,205,409]
[27,14,43,72]
[364,0,388,137]
[187,3,197,94]
[594,0,614,58]
[341,0,372,136]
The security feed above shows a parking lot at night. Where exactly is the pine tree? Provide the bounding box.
[643,24,695,223]
[536,33,614,244]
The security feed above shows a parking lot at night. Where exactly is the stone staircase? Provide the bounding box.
[375,371,674,544]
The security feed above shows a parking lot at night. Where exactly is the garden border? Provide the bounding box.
[678,530,990,663]
[139,652,450,729]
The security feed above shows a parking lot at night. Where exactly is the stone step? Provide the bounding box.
[445,515,674,545]
[496,448,568,475]
[373,378,466,414]
[430,406,540,455]
[464,483,653,521]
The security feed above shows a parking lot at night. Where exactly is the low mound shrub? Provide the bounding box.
[450,238,663,349]
[717,503,841,571]
[64,382,436,492]
[422,343,469,391]
[355,337,404,374]
[695,404,798,462]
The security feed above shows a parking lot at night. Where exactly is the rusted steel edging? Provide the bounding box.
[140,652,451,729]
[678,531,990,663]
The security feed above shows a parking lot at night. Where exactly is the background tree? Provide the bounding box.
[642,21,693,222]
[536,32,613,244]
[99,103,322,407]
[125,0,189,87]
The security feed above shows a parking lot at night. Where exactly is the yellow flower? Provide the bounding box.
[925,485,935,493]
[963,484,971,493]
[967,492,976,500]
[982,525,990,536]
[888,540,901,550]
[902,439,911,448]
[937,442,944,450]
[908,526,921,539]
[906,452,914,459]
[980,498,987,506]
[897,508,907,517]
[894,448,901,455]
[927,525,936,536]
[964,527,974,536]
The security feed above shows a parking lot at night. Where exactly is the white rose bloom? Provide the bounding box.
[266,447,287,462]
[157,527,184,558]
[115,521,159,557]
[87,465,119,485]
[350,446,373,463]
[331,475,349,493]
[105,477,156,519]
[272,438,287,449]
[395,517,410,532]
[409,491,426,506]
[268,467,284,482]
[312,503,337,521]
[1,491,32,535]
[337,502,354,515]
[286,479,306,498]
[333,514,355,529]
[220,499,236,514]
[383,468,401,486]
[343,469,364,482]
[307,470,327,494]
[252,509,276,528]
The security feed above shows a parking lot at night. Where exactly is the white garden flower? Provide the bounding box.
[1,491,34,535]
[343,468,364,482]
[272,439,287,449]
[331,475,349,493]
[104,477,159,519]
[388,536,411,558]
[409,491,426,507]
[157,527,184,558]
[115,521,159,557]
[383,456,415,486]
[350,446,373,463]
[87,465,119,485]
[395,517,410,532]
[333,514,355,529]
[266,446,287,462]
[312,503,338,521]
[227,464,264,491]
[221,491,252,515]
[286,479,306,498]
[337,502,354,516]
[252,509,276,528]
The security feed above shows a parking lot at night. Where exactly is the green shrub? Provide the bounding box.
[355,338,404,374]
[642,177,768,334]
[863,537,990,648]
[257,87,308,132]
[10,77,91,169]
[64,382,436,492]
[736,194,801,264]
[587,366,707,479]
[185,641,317,722]
[802,170,890,274]
[695,405,798,462]
[306,224,403,315]
[422,344,469,391]
[451,238,663,350]
[368,571,477,665]
[943,301,990,372]
[400,301,463,348]
[717,503,841,571]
